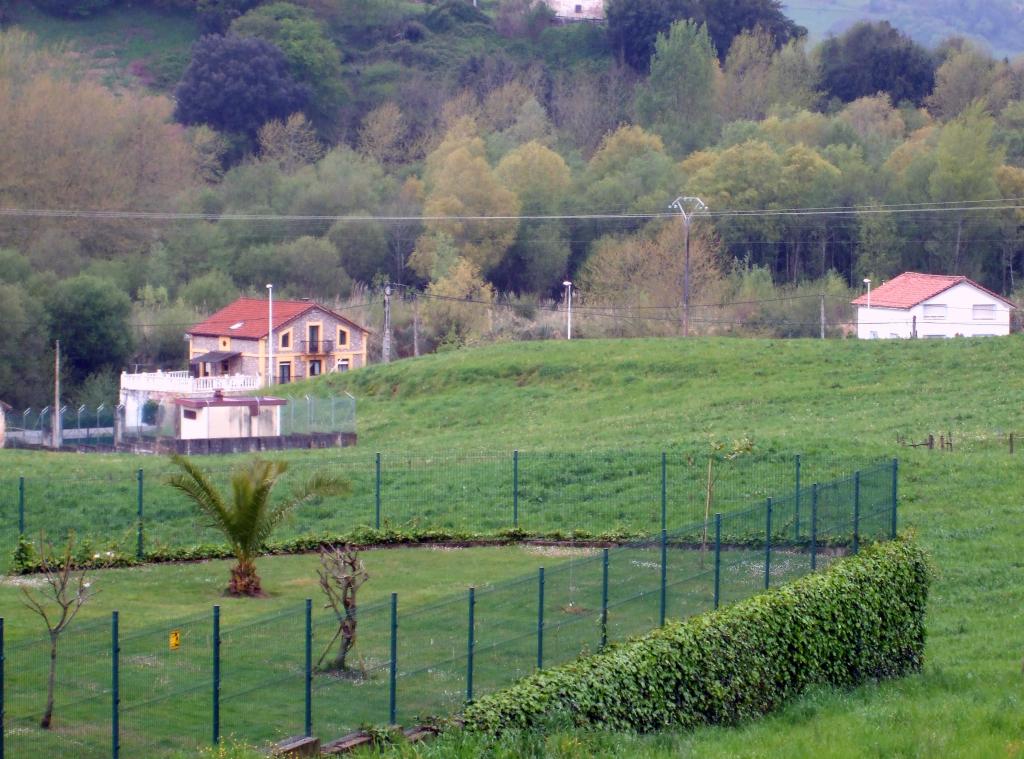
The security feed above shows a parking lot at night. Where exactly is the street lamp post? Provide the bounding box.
[562,280,573,340]
[669,196,708,337]
[266,283,274,387]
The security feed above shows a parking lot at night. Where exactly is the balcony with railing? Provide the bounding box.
[297,339,334,355]
[120,371,261,395]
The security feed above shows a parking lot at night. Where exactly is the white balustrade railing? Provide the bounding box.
[120,371,261,394]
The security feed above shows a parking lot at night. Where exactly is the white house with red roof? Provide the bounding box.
[851,272,1015,339]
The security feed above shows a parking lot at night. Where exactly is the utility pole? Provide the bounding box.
[562,280,573,340]
[820,294,826,339]
[382,285,392,364]
[412,292,420,357]
[669,196,707,337]
[266,283,274,387]
[52,340,61,448]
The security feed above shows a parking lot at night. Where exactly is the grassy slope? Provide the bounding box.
[8,1,198,90]
[3,335,1024,754]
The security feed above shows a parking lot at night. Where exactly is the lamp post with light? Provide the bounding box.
[562,280,573,340]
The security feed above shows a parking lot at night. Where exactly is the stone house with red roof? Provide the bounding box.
[851,272,1015,339]
[187,297,370,384]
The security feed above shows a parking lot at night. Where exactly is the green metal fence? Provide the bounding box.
[0,459,898,758]
[0,449,868,570]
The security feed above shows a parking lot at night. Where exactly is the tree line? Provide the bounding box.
[2,0,1024,404]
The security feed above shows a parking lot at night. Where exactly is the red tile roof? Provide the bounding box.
[850,272,1016,309]
[189,298,367,339]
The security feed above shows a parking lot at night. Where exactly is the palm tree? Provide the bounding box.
[168,455,350,596]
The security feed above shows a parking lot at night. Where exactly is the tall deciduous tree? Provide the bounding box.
[49,275,134,386]
[928,105,1003,274]
[174,35,311,137]
[606,0,697,72]
[819,21,936,105]
[493,141,572,293]
[635,20,719,157]
[231,2,345,132]
[418,121,520,276]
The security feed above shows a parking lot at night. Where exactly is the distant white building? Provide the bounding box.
[543,0,604,21]
[852,272,1016,339]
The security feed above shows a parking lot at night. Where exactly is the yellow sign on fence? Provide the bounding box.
[169,629,181,651]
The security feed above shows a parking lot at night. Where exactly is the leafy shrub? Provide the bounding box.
[424,0,490,33]
[463,538,931,734]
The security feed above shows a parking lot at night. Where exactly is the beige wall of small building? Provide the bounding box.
[178,404,281,440]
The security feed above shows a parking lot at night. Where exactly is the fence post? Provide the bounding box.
[660,451,667,532]
[764,497,772,590]
[600,549,609,650]
[304,599,312,737]
[466,587,475,703]
[212,605,220,745]
[659,528,667,626]
[811,484,818,571]
[536,568,544,669]
[713,513,722,610]
[890,458,899,539]
[794,455,801,541]
[136,469,144,561]
[853,471,861,555]
[374,453,382,530]
[1,618,5,759]
[17,477,23,536]
[388,593,397,725]
[1011,432,1015,455]
[111,611,119,759]
[513,450,519,529]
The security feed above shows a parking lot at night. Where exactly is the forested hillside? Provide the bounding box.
[785,0,1024,58]
[2,0,1024,407]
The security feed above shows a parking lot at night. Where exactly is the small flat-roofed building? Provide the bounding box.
[174,392,287,441]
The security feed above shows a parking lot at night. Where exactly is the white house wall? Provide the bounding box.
[858,281,1012,339]
[857,306,913,339]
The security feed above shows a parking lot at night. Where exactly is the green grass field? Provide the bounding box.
[2,336,1024,756]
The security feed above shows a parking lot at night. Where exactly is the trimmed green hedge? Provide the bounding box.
[8,525,647,574]
[463,538,931,734]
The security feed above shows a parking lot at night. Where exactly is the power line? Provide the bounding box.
[2,197,1023,224]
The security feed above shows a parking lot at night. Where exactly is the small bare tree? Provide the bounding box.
[20,533,94,729]
[316,545,368,673]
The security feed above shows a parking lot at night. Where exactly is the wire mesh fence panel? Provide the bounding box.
[285,457,380,537]
[120,612,211,758]
[394,594,470,725]
[604,539,663,644]
[5,617,111,759]
[468,572,542,702]
[379,453,512,533]
[220,605,307,749]
[860,462,896,541]
[538,552,605,668]
[312,600,392,740]
[517,451,663,535]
